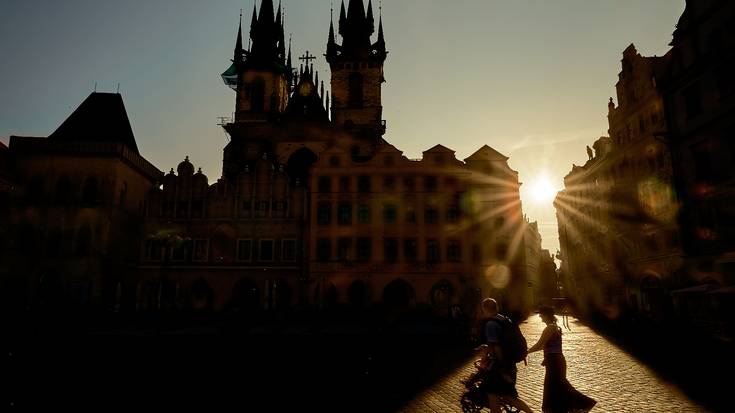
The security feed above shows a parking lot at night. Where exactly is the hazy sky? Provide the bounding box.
[0,0,685,255]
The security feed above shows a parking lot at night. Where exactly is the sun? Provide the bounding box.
[530,176,557,204]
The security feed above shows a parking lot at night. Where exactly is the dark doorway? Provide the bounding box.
[382,279,415,311]
[286,148,318,188]
[231,278,260,312]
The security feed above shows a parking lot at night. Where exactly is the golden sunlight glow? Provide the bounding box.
[530,176,557,204]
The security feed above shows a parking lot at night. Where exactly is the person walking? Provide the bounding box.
[527,305,596,413]
[478,298,534,413]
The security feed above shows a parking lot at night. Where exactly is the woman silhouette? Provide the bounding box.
[527,306,596,413]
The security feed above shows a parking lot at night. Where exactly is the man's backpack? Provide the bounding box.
[489,315,527,364]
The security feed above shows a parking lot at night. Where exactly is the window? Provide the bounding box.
[243,200,252,211]
[448,240,461,262]
[318,176,331,193]
[693,142,714,182]
[683,84,702,119]
[338,203,353,225]
[383,204,397,224]
[25,176,45,203]
[237,239,253,262]
[383,176,396,191]
[358,176,371,193]
[259,239,274,262]
[193,239,209,262]
[329,156,341,167]
[356,237,372,261]
[496,243,508,260]
[403,177,415,192]
[349,72,364,106]
[357,204,371,224]
[251,77,265,112]
[55,176,73,204]
[424,176,438,192]
[82,176,98,205]
[472,244,481,264]
[427,239,440,263]
[405,207,417,224]
[337,237,352,261]
[425,205,438,224]
[282,239,296,262]
[144,239,164,262]
[317,202,331,225]
[495,216,505,229]
[75,226,92,256]
[384,238,399,263]
[339,176,351,192]
[447,204,459,223]
[404,238,417,262]
[171,240,189,262]
[317,238,332,262]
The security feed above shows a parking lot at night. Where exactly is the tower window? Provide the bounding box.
[349,73,364,106]
[251,77,265,112]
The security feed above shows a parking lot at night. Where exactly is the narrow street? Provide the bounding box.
[399,316,709,413]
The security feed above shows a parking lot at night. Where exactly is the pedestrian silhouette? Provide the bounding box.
[527,306,596,413]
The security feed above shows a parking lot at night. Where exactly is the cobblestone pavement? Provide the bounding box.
[398,316,709,413]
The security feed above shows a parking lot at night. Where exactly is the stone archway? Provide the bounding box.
[271,278,292,310]
[191,278,214,310]
[382,279,415,311]
[230,278,260,312]
[348,280,368,309]
[430,279,455,312]
[286,148,318,187]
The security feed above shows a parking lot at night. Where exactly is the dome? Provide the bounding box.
[177,156,195,176]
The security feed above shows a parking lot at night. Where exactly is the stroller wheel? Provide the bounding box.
[460,392,483,413]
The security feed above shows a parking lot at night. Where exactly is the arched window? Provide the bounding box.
[55,175,73,204]
[76,225,92,256]
[26,175,45,203]
[348,72,364,106]
[82,176,98,205]
[251,77,265,112]
[119,182,128,206]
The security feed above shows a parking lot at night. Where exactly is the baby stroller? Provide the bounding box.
[460,381,521,413]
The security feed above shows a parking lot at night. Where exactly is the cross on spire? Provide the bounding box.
[299,51,317,65]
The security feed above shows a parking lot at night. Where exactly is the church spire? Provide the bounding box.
[375,5,386,57]
[367,0,375,34]
[327,6,338,61]
[339,1,347,37]
[234,10,244,63]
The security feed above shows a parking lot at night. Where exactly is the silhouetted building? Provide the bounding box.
[1,93,161,311]
[660,0,735,326]
[1,0,537,318]
[556,44,681,320]
[137,0,533,316]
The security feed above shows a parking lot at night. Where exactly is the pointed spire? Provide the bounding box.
[320,81,325,102]
[234,10,244,62]
[250,3,258,39]
[339,1,347,36]
[259,0,275,26]
[276,2,285,62]
[376,5,386,53]
[326,91,330,115]
[287,34,293,69]
[315,71,319,87]
[367,0,375,34]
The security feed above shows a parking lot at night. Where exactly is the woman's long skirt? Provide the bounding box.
[542,353,596,413]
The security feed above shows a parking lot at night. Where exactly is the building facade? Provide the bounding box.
[1,0,540,318]
[660,0,735,325]
[556,44,682,320]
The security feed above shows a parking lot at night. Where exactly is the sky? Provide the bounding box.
[0,0,685,256]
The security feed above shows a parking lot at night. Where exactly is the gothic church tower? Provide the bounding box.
[326,0,387,141]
